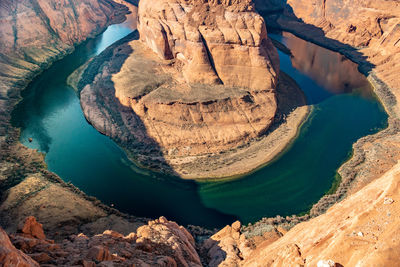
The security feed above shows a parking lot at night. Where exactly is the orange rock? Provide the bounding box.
[0,227,39,267]
[86,246,112,262]
[135,217,202,266]
[232,221,241,232]
[82,260,96,267]
[138,0,279,90]
[28,252,52,264]
[102,230,124,238]
[21,216,46,240]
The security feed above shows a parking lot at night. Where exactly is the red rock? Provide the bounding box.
[103,230,124,238]
[0,227,39,267]
[86,245,112,262]
[28,252,52,263]
[82,260,96,267]
[21,216,46,240]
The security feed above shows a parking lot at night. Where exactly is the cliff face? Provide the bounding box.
[278,0,400,113]
[240,162,400,266]
[285,0,400,48]
[1,216,202,266]
[0,0,143,244]
[0,0,129,128]
[79,0,291,178]
[138,0,279,90]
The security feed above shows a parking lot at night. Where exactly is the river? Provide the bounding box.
[11,12,388,228]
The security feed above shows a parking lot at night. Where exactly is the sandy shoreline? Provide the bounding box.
[173,72,310,180]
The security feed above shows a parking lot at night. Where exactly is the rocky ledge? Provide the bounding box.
[77,0,309,178]
[3,158,400,267]
[0,0,151,245]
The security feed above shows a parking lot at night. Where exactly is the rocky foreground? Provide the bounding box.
[78,0,309,178]
[1,159,400,266]
[1,0,400,266]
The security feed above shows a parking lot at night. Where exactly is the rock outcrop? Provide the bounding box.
[0,226,39,267]
[77,0,313,179]
[2,216,202,266]
[138,0,279,90]
[0,0,148,242]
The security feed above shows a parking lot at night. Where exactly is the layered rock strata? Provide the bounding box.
[138,0,280,89]
[0,0,129,124]
[0,0,149,241]
[78,0,312,178]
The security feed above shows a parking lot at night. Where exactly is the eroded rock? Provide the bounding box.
[0,227,39,267]
[2,216,202,266]
[75,0,315,179]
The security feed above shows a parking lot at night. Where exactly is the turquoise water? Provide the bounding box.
[11,22,388,228]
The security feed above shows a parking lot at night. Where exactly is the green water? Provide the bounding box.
[11,21,388,228]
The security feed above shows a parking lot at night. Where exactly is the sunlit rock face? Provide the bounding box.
[0,0,128,131]
[82,0,281,177]
[283,32,368,95]
[137,0,280,90]
[279,0,400,105]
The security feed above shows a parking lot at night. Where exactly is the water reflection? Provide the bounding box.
[283,32,368,95]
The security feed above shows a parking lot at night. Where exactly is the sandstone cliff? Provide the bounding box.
[0,0,128,129]
[204,162,400,266]
[272,0,400,116]
[3,158,400,267]
[78,0,312,179]
[0,0,149,242]
[138,0,279,90]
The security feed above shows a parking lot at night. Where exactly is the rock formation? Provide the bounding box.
[78,0,313,179]
[0,226,39,267]
[269,0,400,114]
[0,0,147,242]
[4,162,400,267]
[138,0,279,89]
[1,216,202,266]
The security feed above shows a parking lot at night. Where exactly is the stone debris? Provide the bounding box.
[384,197,394,205]
[317,259,336,267]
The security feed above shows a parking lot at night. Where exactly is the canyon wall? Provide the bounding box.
[0,0,129,129]
[0,0,148,241]
[79,0,296,178]
[138,0,279,90]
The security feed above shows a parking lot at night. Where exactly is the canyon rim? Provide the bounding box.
[0,0,400,266]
